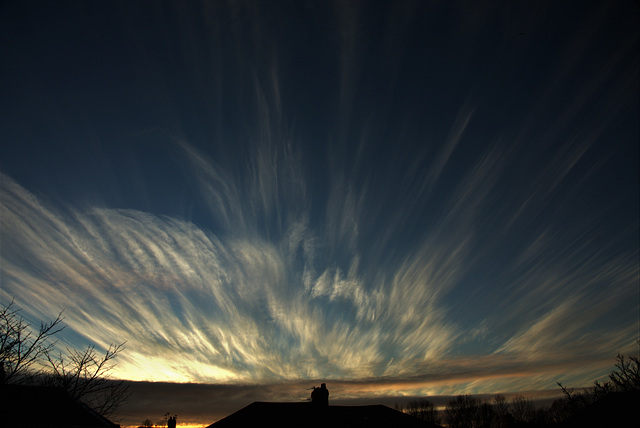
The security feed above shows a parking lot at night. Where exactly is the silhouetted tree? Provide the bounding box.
[41,343,130,417]
[510,394,535,425]
[139,419,154,428]
[607,353,640,392]
[557,353,640,422]
[489,394,513,428]
[0,300,64,384]
[400,398,440,425]
[476,401,494,428]
[547,397,571,424]
[0,300,129,417]
[445,395,482,428]
[492,394,509,420]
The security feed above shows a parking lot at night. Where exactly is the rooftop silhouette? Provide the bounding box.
[1,384,119,428]
[207,384,440,428]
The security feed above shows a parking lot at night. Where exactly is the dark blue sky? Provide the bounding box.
[0,1,638,423]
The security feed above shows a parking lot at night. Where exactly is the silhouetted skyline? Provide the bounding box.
[0,1,637,424]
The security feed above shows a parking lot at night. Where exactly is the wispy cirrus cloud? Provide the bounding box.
[1,160,455,383]
[1,117,636,391]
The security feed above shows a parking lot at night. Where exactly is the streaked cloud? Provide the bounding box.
[1,114,635,389]
[0,2,637,427]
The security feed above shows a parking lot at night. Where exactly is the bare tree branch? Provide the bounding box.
[1,300,130,418]
[0,299,64,384]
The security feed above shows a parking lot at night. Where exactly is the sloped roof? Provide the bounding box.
[0,384,120,428]
[208,401,437,428]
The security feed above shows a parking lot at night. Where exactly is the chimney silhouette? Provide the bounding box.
[310,383,329,406]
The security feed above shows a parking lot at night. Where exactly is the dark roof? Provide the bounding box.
[0,384,120,428]
[208,401,437,428]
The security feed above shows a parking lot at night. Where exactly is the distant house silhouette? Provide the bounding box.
[207,384,441,428]
[0,384,120,428]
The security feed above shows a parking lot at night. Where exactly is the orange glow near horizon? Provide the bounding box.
[121,425,208,428]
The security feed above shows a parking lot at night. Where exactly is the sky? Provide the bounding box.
[0,0,638,425]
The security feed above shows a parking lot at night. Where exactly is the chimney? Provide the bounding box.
[311,383,329,406]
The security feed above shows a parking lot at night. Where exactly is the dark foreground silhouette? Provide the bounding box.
[560,391,640,428]
[207,383,439,428]
[207,401,435,428]
[1,384,120,428]
[207,374,640,428]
